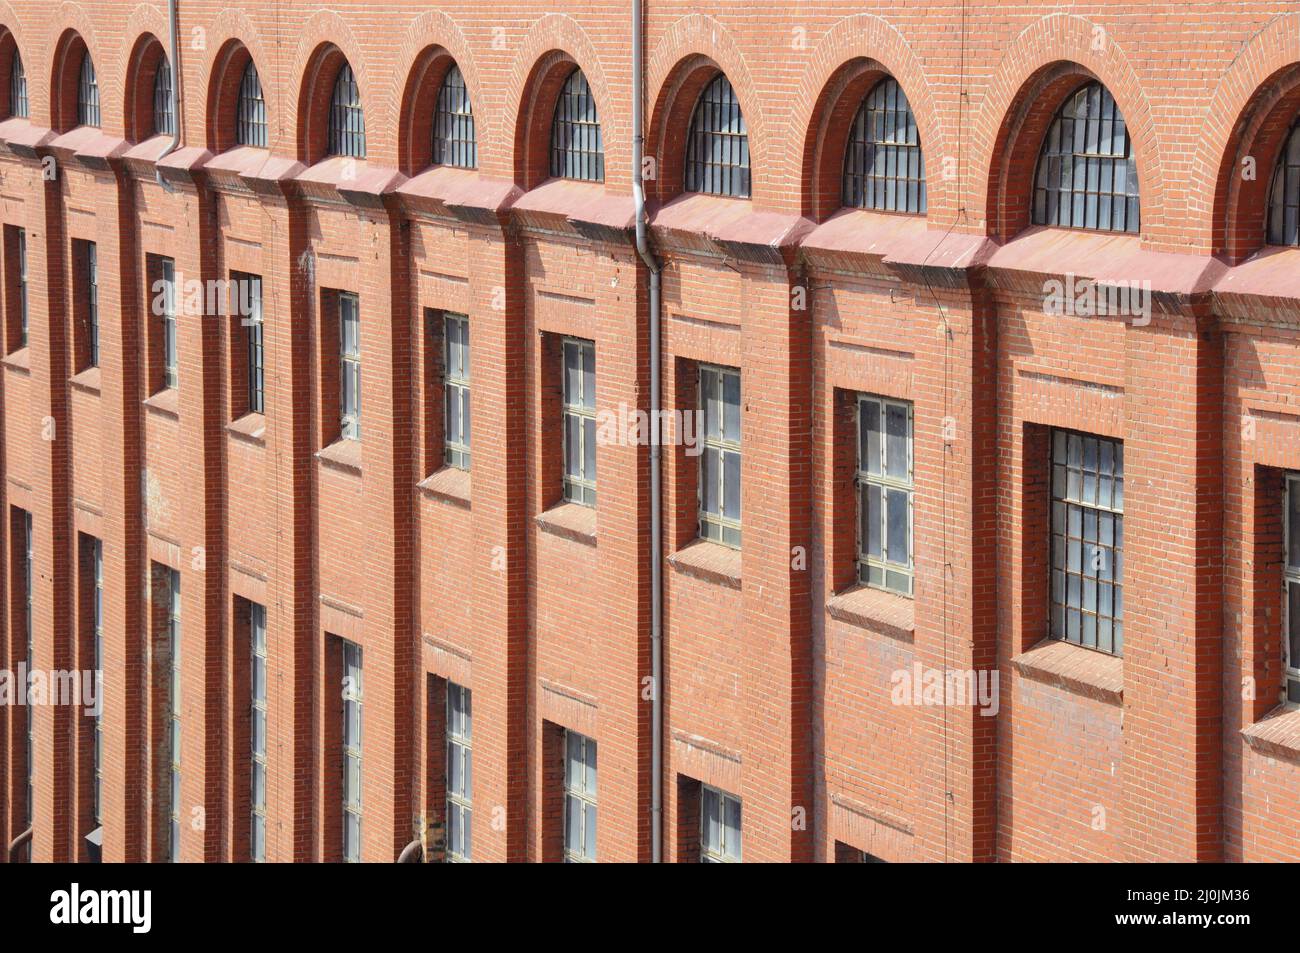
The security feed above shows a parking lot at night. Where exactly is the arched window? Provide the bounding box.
[9,50,27,119]
[1267,117,1300,247]
[327,61,365,158]
[843,78,925,214]
[153,55,175,136]
[685,74,750,199]
[432,64,475,169]
[236,60,267,148]
[1032,81,1138,234]
[550,68,603,182]
[78,51,100,127]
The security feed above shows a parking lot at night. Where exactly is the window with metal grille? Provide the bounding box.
[10,51,27,119]
[339,293,361,440]
[550,69,604,182]
[85,241,98,368]
[563,731,596,863]
[446,683,472,862]
[700,785,741,863]
[1050,430,1124,655]
[433,65,475,169]
[858,396,914,595]
[843,78,926,214]
[236,61,267,148]
[1283,477,1300,705]
[77,52,100,127]
[443,312,470,469]
[685,74,750,199]
[89,537,103,832]
[237,273,263,414]
[562,338,596,506]
[699,365,741,547]
[249,601,267,862]
[341,640,363,863]
[163,567,181,863]
[1032,81,1138,233]
[327,62,365,158]
[1268,118,1300,247]
[159,257,177,389]
[153,55,174,137]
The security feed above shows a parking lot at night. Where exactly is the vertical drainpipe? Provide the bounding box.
[156,0,181,187]
[631,0,664,862]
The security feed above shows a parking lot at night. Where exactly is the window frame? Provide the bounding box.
[16,226,27,350]
[561,337,596,506]
[699,784,741,863]
[1283,475,1300,705]
[85,240,99,368]
[339,292,361,440]
[562,730,597,863]
[10,51,27,119]
[442,312,470,470]
[250,601,267,862]
[684,73,751,199]
[1267,116,1300,248]
[153,55,175,137]
[165,567,181,863]
[327,62,366,159]
[445,682,472,862]
[549,68,604,183]
[341,640,363,863]
[236,61,268,149]
[842,77,926,215]
[239,273,264,415]
[432,64,475,170]
[77,51,100,128]
[698,364,742,548]
[856,395,915,595]
[90,537,103,830]
[1048,428,1125,656]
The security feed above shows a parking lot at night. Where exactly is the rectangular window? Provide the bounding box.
[21,509,32,853]
[241,274,264,415]
[85,241,98,367]
[150,256,178,390]
[699,365,741,547]
[562,339,596,506]
[445,682,472,862]
[342,640,363,862]
[90,537,103,831]
[563,731,596,863]
[17,227,27,349]
[164,567,181,862]
[700,785,741,863]
[857,396,914,595]
[443,313,470,470]
[6,226,28,352]
[340,293,360,440]
[250,601,267,861]
[1284,477,1300,705]
[1050,430,1125,655]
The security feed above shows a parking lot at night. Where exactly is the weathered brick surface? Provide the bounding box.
[1,1,1299,863]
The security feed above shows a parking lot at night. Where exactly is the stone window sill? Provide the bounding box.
[668,539,741,590]
[418,466,471,509]
[69,365,102,395]
[1010,637,1123,705]
[535,501,596,546]
[1241,705,1300,763]
[143,387,180,419]
[826,584,914,642]
[316,437,362,474]
[227,412,266,445]
[2,346,30,372]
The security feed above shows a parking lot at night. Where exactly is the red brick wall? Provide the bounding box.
[2,0,1300,864]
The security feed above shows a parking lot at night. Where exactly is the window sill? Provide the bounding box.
[826,584,914,642]
[1241,704,1300,764]
[2,346,31,372]
[535,501,596,547]
[69,365,102,395]
[143,387,180,419]
[316,438,362,474]
[1010,637,1123,706]
[418,466,471,509]
[227,412,266,445]
[668,539,741,590]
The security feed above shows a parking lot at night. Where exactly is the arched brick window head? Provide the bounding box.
[843,77,926,214]
[9,50,26,119]
[433,64,475,169]
[550,68,603,182]
[236,61,267,148]
[327,61,365,158]
[154,55,175,137]
[78,52,100,128]
[1032,81,1138,234]
[685,74,750,199]
[1268,118,1300,246]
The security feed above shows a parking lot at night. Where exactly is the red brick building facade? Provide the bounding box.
[1,0,1299,863]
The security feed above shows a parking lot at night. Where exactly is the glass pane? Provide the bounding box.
[566,795,582,852]
[867,484,882,558]
[885,403,909,480]
[1290,582,1300,673]
[886,488,909,566]
[863,400,881,474]
[724,796,742,860]
[584,803,597,859]
[1290,486,1300,570]
[723,372,740,443]
[584,417,596,482]
[722,450,741,521]
[703,447,719,516]
[582,344,596,410]
[565,414,581,479]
